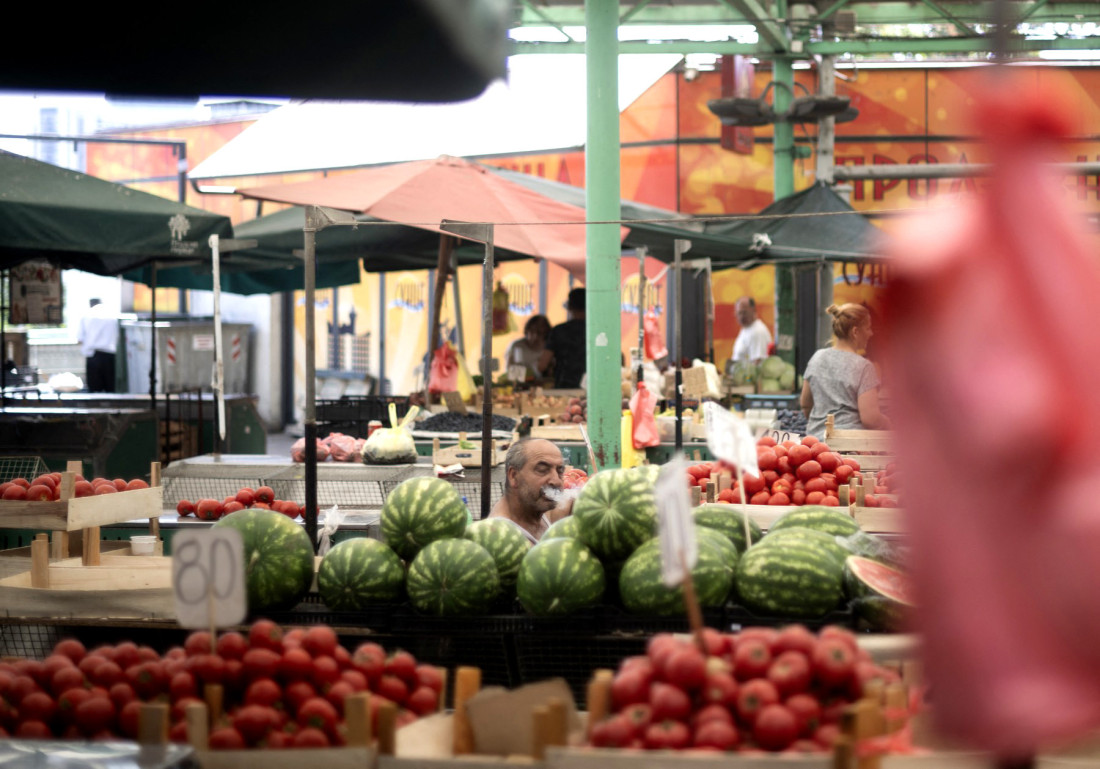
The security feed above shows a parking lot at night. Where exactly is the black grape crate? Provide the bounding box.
[315,396,409,425]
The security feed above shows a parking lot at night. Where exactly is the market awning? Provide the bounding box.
[0,150,234,276]
[704,181,884,265]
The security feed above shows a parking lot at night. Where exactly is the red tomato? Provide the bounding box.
[56,688,92,724]
[736,627,779,651]
[732,639,772,681]
[622,703,654,737]
[819,626,859,653]
[51,666,85,696]
[790,489,807,506]
[194,499,220,520]
[753,704,799,751]
[700,628,731,658]
[209,726,247,750]
[814,723,842,747]
[700,670,739,707]
[414,665,444,694]
[773,445,788,459]
[810,442,832,458]
[834,464,854,483]
[248,619,284,652]
[644,719,691,750]
[649,682,692,722]
[15,720,52,739]
[341,669,369,692]
[384,650,418,685]
[690,703,731,732]
[109,682,136,710]
[213,631,247,661]
[813,638,856,689]
[787,445,812,467]
[590,714,634,747]
[284,681,317,714]
[325,680,356,714]
[801,436,819,448]
[756,451,778,472]
[311,656,342,691]
[183,631,213,657]
[169,671,198,701]
[611,669,649,709]
[297,697,339,734]
[242,648,281,681]
[820,496,840,507]
[692,718,740,751]
[768,492,792,506]
[190,655,226,687]
[292,727,330,747]
[749,491,771,505]
[762,470,779,487]
[786,693,823,736]
[233,704,280,744]
[805,491,826,505]
[351,643,385,681]
[245,678,282,708]
[775,456,792,476]
[742,474,766,495]
[767,651,812,697]
[118,699,142,739]
[53,639,86,664]
[406,685,439,716]
[757,436,777,447]
[842,457,860,471]
[796,460,822,481]
[665,647,707,690]
[770,479,792,495]
[774,625,816,657]
[20,691,56,722]
[736,679,779,725]
[74,696,116,736]
[376,674,408,704]
[255,486,276,505]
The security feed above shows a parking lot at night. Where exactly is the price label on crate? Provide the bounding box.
[172,529,246,629]
[655,456,696,587]
[763,429,804,445]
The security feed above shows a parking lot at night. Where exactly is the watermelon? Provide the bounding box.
[768,506,861,538]
[573,465,658,562]
[381,477,469,560]
[212,509,314,611]
[762,526,850,566]
[735,538,845,619]
[317,538,405,611]
[844,555,915,631]
[464,518,532,590]
[406,538,500,616]
[693,504,763,553]
[543,516,580,541]
[619,529,736,616]
[847,530,907,570]
[517,538,605,616]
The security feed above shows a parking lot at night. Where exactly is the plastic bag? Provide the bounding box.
[428,343,458,395]
[620,411,644,468]
[454,349,475,401]
[885,77,1100,753]
[326,433,358,463]
[291,437,329,463]
[317,504,345,556]
[643,312,668,362]
[491,283,516,335]
[629,382,660,449]
[361,404,420,465]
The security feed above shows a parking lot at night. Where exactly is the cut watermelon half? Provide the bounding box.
[844,555,915,632]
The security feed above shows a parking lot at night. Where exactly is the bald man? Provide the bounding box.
[490,438,572,544]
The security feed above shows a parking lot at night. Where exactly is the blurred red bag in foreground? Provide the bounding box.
[886,77,1100,757]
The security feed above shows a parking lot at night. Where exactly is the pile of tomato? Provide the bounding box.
[177,487,308,521]
[0,473,150,502]
[563,468,588,490]
[590,625,903,753]
[685,436,896,508]
[0,620,441,748]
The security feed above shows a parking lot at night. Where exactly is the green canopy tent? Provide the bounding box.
[0,150,234,275]
[703,181,883,266]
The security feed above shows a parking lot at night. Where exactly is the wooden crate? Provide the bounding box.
[0,465,163,532]
[824,414,893,454]
[432,434,503,468]
[161,420,199,463]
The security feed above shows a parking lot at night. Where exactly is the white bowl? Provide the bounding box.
[130,536,156,555]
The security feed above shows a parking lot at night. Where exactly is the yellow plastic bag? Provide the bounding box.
[621,410,645,468]
[454,348,476,401]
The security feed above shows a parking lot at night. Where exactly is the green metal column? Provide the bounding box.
[585,0,622,469]
[772,52,797,366]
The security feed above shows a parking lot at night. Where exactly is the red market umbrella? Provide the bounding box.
[237,155,625,279]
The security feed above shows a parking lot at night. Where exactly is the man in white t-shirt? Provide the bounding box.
[730,296,772,367]
[489,438,572,544]
[77,298,118,393]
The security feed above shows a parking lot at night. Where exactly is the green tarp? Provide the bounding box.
[0,149,234,275]
[704,181,882,265]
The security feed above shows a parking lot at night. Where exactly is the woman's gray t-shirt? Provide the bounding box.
[804,348,880,438]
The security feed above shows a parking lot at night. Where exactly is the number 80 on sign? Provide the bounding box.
[172,529,247,629]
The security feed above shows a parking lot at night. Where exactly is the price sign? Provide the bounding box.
[443,391,468,414]
[703,401,760,478]
[763,429,804,444]
[656,456,696,587]
[172,529,246,629]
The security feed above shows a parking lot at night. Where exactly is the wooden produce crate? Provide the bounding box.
[824,414,893,455]
[0,535,174,619]
[0,461,163,532]
[432,434,503,468]
[530,415,585,442]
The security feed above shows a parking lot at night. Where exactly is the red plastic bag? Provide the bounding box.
[428,343,458,395]
[643,312,668,361]
[629,383,660,449]
[886,76,1100,755]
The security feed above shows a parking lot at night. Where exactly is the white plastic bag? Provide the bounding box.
[361,404,420,465]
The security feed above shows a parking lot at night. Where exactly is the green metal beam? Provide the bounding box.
[620,0,655,24]
[511,2,1100,28]
[918,0,976,36]
[511,34,1100,57]
[720,0,789,52]
[517,0,578,42]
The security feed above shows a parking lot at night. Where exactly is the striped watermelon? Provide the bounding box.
[212,509,314,611]
[543,516,580,541]
[735,537,845,619]
[768,506,861,538]
[464,518,532,590]
[381,477,469,560]
[619,528,736,616]
[762,526,851,566]
[573,465,658,562]
[406,538,500,616]
[317,538,405,611]
[517,538,605,616]
[693,504,763,553]
[844,555,914,631]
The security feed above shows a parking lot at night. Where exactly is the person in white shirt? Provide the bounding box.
[77,298,118,393]
[489,438,572,544]
[730,296,772,366]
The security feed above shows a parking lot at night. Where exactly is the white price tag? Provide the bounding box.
[703,401,760,478]
[656,456,696,588]
[172,529,247,629]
